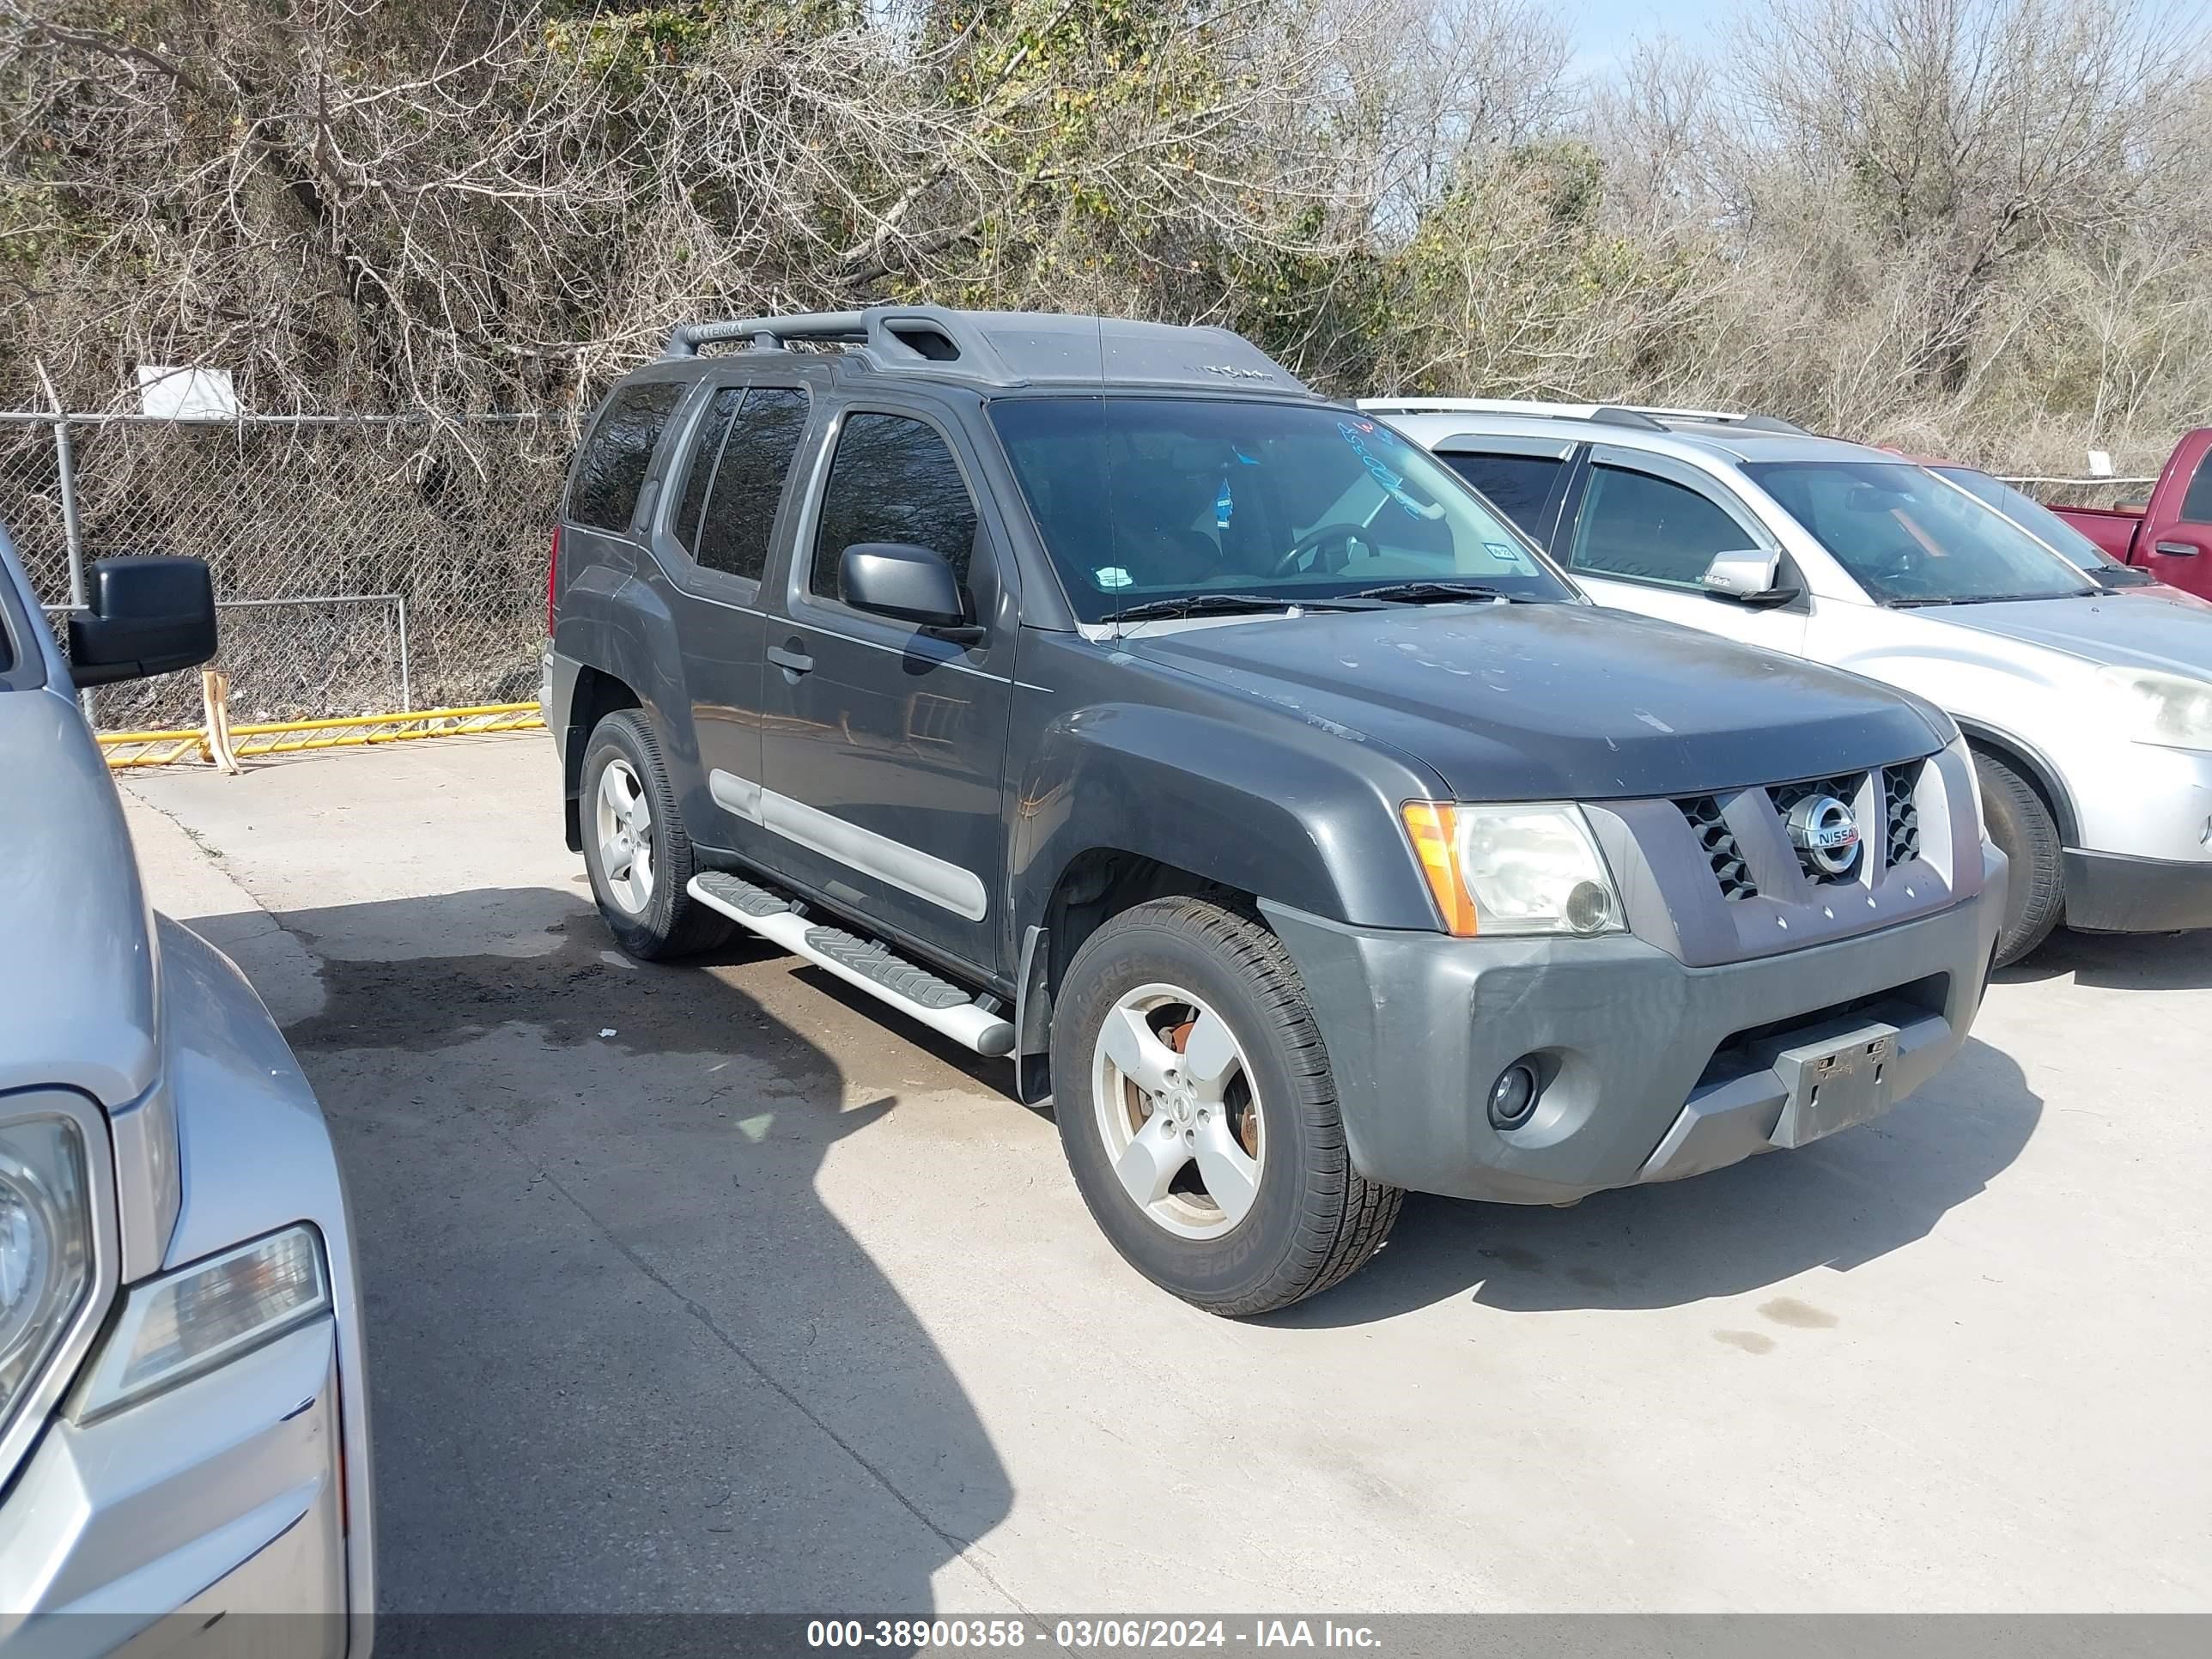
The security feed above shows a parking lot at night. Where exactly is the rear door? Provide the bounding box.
[2138,430,2212,599]
[1555,447,1809,656]
[757,402,1019,975]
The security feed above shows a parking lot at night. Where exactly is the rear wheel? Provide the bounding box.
[580,710,732,961]
[1050,897,1401,1316]
[1974,747,2063,967]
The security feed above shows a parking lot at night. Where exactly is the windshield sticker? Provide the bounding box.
[1482,541,1518,562]
[1336,422,1444,521]
[1095,566,1133,589]
[1216,474,1235,529]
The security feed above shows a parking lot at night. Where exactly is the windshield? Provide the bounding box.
[988,398,1576,623]
[1745,460,2095,605]
[1930,465,2133,575]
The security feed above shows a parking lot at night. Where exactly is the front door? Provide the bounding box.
[1560,449,1810,657]
[757,405,1016,973]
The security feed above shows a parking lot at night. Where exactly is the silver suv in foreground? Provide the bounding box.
[0,528,373,1655]
[1370,399,2212,965]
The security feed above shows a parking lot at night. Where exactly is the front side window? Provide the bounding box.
[988,398,1571,623]
[2180,450,2212,526]
[696,388,811,583]
[1570,465,1755,587]
[569,380,684,532]
[1747,460,2094,605]
[811,413,979,599]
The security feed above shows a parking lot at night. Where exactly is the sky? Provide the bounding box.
[1566,0,1726,78]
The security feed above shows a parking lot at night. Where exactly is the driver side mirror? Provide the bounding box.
[66,556,218,686]
[839,542,975,634]
[1701,549,1800,608]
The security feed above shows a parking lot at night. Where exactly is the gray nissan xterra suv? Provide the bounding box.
[544,307,2006,1315]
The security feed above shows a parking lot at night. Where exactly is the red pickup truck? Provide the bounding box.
[2052,428,2212,600]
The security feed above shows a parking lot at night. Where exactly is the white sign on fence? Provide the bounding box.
[136,365,240,421]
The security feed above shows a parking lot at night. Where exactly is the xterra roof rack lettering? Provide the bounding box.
[545,306,2005,1315]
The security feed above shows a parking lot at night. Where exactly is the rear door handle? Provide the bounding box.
[2153,540,2199,558]
[767,641,814,674]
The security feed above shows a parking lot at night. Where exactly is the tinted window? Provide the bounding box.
[570,380,684,532]
[1746,460,2092,604]
[674,387,742,552]
[1571,465,1752,586]
[811,413,978,598]
[1441,452,1568,540]
[989,399,1571,623]
[697,388,811,583]
[2181,451,2212,525]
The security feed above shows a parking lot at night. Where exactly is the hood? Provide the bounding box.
[0,687,160,1105]
[1924,592,2212,678]
[1124,602,1946,799]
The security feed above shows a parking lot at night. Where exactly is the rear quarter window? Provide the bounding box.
[568,380,686,532]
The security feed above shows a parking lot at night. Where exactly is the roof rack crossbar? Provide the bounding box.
[1589,405,1668,431]
[665,312,870,358]
[661,307,1018,380]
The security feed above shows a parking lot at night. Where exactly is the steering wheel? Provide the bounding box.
[1272,522,1370,578]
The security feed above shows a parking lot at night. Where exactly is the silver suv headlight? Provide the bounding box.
[2101,666,2212,753]
[71,1226,330,1424]
[1401,800,1625,937]
[0,1116,95,1442]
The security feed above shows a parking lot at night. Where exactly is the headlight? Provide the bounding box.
[71,1226,329,1424]
[1401,801,1624,938]
[2102,666,2212,752]
[1945,732,1986,842]
[0,1117,94,1441]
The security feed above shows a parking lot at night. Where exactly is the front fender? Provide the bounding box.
[1010,702,1444,931]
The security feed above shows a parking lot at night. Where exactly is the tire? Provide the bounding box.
[1050,896,1401,1316]
[579,710,733,961]
[1974,747,2063,968]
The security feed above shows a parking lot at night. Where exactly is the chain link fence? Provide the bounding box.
[0,411,573,730]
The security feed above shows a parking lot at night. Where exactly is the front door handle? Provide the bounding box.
[767,641,814,675]
[2153,540,2199,558]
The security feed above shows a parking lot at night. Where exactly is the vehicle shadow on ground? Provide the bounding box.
[1262,1036,2040,1328]
[191,888,1012,1619]
[1996,926,2212,993]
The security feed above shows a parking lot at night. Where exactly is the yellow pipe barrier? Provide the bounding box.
[99,702,544,769]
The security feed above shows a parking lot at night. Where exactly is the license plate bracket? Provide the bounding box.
[1757,1018,1903,1150]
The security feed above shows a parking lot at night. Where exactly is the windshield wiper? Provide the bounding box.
[1887,592,2078,608]
[1352,580,1521,605]
[1100,592,1380,625]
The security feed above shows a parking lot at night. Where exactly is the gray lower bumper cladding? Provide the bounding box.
[1262,848,2004,1206]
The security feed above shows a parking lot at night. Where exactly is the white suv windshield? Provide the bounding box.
[989,398,1574,622]
[1746,460,2095,605]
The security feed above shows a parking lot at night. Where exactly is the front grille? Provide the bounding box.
[1679,795,1758,900]
[1767,771,1867,884]
[1884,762,1922,865]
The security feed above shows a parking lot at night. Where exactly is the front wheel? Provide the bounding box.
[1974,748,2063,968]
[1050,897,1401,1316]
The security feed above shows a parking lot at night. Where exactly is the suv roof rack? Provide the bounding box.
[1359,397,1808,435]
[662,305,1309,394]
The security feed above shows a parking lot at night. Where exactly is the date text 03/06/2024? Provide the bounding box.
[805,1620,1384,1650]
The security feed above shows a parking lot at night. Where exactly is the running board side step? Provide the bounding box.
[688,872,1015,1058]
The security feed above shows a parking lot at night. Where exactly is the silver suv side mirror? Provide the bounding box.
[1701,549,1798,607]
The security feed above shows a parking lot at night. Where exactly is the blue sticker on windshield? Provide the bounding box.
[1216,474,1235,529]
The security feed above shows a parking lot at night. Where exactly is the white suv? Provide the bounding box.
[1366,399,2212,965]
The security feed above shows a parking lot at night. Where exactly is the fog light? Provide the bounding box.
[1488,1062,1540,1129]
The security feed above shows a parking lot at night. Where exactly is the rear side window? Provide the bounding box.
[696,389,811,583]
[674,387,743,552]
[1441,452,1569,541]
[810,413,978,598]
[569,380,684,532]
[2180,451,2212,526]
[1570,465,1750,587]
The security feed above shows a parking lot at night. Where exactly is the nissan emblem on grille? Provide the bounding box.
[1786,793,1862,877]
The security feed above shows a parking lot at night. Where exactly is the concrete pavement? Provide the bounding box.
[120,735,2212,1614]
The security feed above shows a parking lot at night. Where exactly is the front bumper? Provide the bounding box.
[1262,848,2003,1206]
[0,1317,353,1657]
[2063,848,2212,933]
